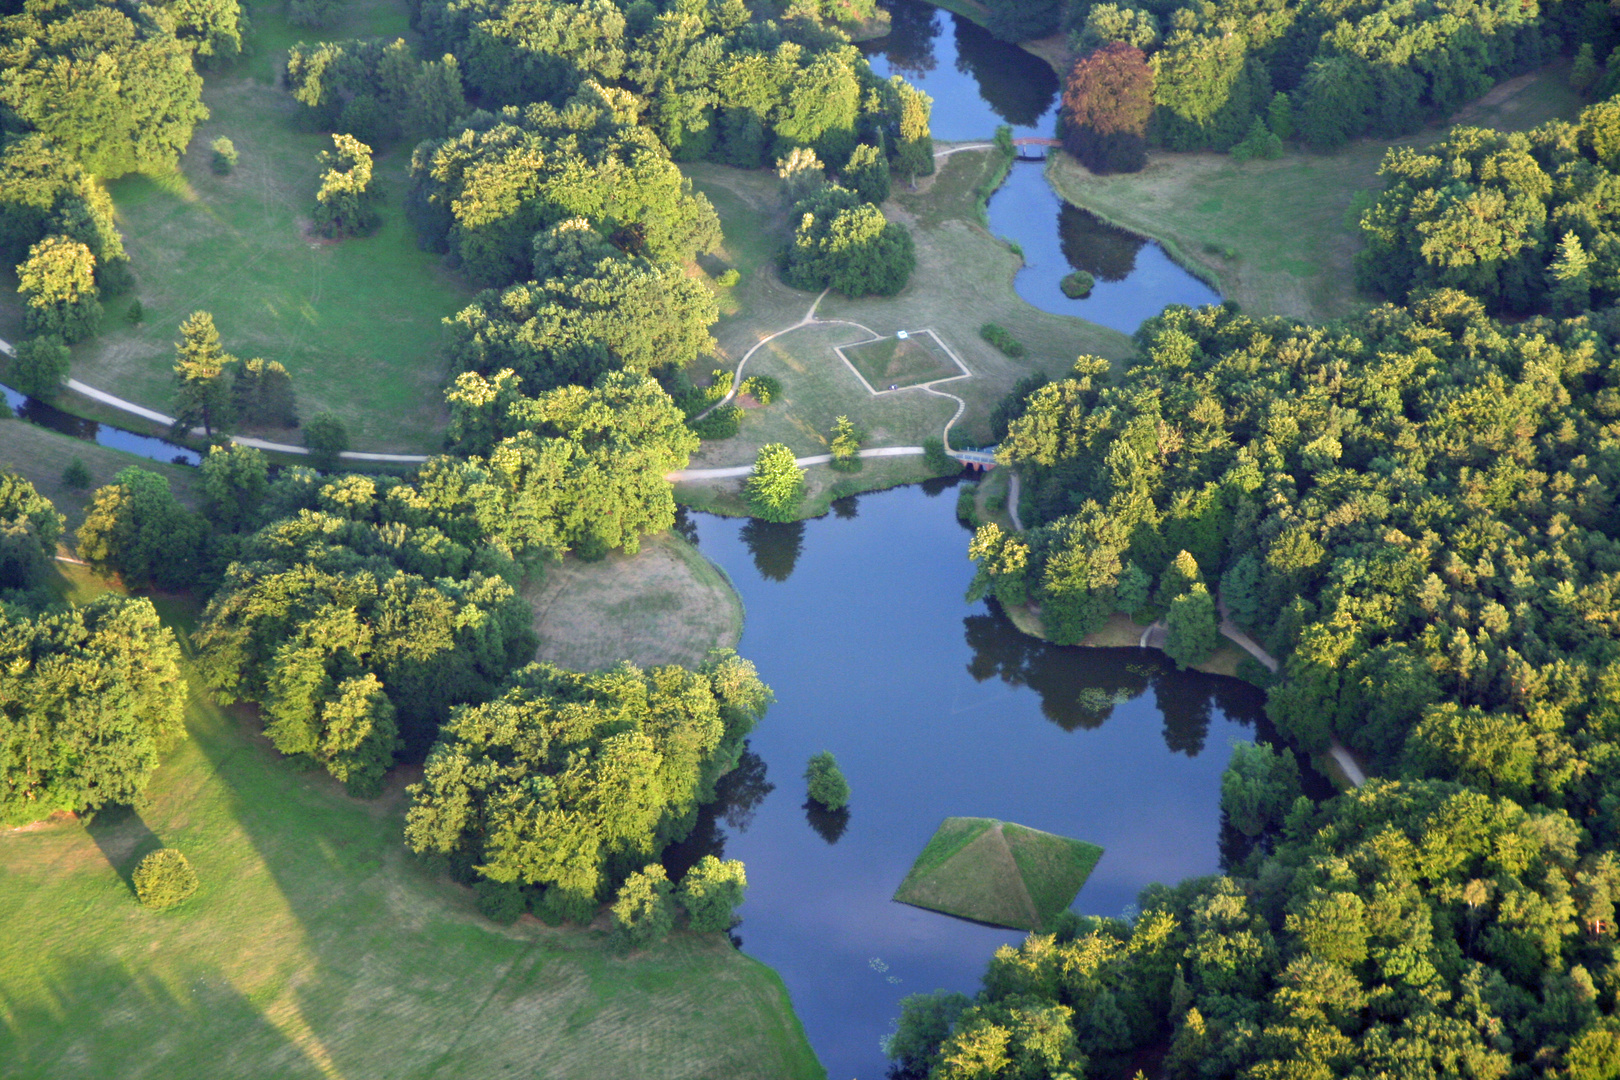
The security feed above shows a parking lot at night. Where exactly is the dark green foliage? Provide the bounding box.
[0,594,186,825]
[842,142,890,205]
[885,991,971,1078]
[689,404,743,440]
[0,136,131,292]
[1229,116,1281,162]
[979,322,1026,357]
[1218,741,1300,837]
[1359,103,1620,315]
[210,137,238,176]
[678,854,747,932]
[475,878,526,924]
[745,443,805,522]
[302,412,349,471]
[132,849,199,910]
[782,185,914,297]
[313,134,380,239]
[125,299,143,324]
[0,0,210,178]
[286,38,465,147]
[228,357,299,428]
[61,458,90,491]
[984,0,1062,42]
[11,335,69,400]
[76,468,206,590]
[612,865,675,951]
[804,750,849,810]
[1162,583,1215,668]
[1060,270,1095,298]
[404,652,772,905]
[17,236,100,343]
[200,443,268,533]
[923,438,958,475]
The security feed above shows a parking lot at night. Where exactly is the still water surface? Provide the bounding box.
[675,485,1294,1079]
[862,0,1220,332]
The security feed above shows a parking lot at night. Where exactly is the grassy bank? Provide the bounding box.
[11,0,469,456]
[524,532,744,672]
[0,572,824,1080]
[0,417,200,533]
[1046,60,1581,323]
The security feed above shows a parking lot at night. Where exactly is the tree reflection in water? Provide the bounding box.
[866,0,940,78]
[961,601,1268,755]
[740,519,805,582]
[663,747,774,878]
[1058,204,1146,283]
[804,800,851,845]
[951,16,1058,128]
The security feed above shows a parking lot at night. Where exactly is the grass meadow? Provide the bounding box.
[0,568,824,1080]
[893,817,1102,932]
[1048,60,1582,323]
[840,332,965,391]
[0,416,200,532]
[24,0,470,455]
[524,532,744,672]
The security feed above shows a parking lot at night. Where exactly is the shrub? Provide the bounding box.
[132,848,199,910]
[689,405,742,440]
[611,864,675,951]
[678,855,748,932]
[1060,271,1095,298]
[61,458,90,490]
[746,442,805,521]
[829,414,862,472]
[303,411,349,470]
[126,299,144,324]
[18,236,101,344]
[12,335,70,400]
[805,751,850,810]
[532,886,597,927]
[210,137,238,175]
[924,438,960,474]
[740,375,780,404]
[956,482,979,525]
[716,268,741,287]
[979,323,1026,357]
[476,879,526,925]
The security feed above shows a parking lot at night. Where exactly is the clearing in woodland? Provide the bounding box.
[1047,59,1582,324]
[0,571,823,1080]
[524,531,744,672]
[15,0,469,455]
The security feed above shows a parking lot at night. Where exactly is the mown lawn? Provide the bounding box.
[1047,60,1582,323]
[679,150,1133,494]
[43,0,469,455]
[0,572,824,1080]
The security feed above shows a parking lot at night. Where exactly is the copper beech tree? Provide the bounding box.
[1061,42,1154,174]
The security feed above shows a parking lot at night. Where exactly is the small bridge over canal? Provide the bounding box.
[1013,137,1060,162]
[950,448,1000,470]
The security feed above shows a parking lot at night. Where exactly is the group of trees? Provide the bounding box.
[1358,99,1620,315]
[1053,0,1579,168]
[404,651,771,918]
[170,311,299,436]
[285,37,467,149]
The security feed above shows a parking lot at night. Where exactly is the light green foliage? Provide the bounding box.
[716,267,741,287]
[0,136,130,290]
[740,375,779,405]
[76,467,205,590]
[842,142,891,205]
[968,522,1031,608]
[11,335,70,400]
[165,0,242,63]
[199,443,268,532]
[745,443,805,522]
[0,0,208,177]
[302,412,350,471]
[612,864,676,950]
[1218,741,1301,837]
[885,992,972,1077]
[17,235,100,343]
[404,652,771,903]
[678,854,747,932]
[1075,3,1158,52]
[444,370,698,557]
[0,594,185,825]
[311,673,400,797]
[892,77,935,181]
[782,185,914,297]
[210,136,238,176]
[829,414,861,472]
[777,147,828,209]
[313,134,379,239]
[171,311,234,437]
[409,90,721,285]
[804,750,848,810]
[131,849,199,910]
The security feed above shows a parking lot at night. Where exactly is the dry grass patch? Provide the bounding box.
[524,532,743,672]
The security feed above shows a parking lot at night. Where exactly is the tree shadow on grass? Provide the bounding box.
[83,803,163,895]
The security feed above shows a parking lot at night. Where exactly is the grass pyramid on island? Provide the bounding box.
[894,817,1102,932]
